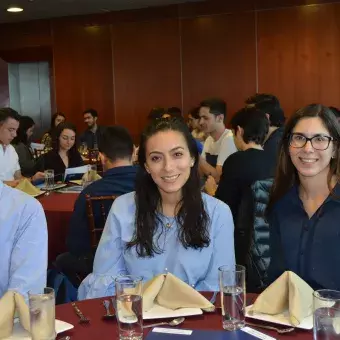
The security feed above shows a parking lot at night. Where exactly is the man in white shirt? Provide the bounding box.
[0,180,47,300]
[0,108,43,187]
[0,108,21,186]
[199,98,237,181]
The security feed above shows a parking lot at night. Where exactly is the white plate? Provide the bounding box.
[143,304,202,320]
[245,305,313,330]
[5,319,74,339]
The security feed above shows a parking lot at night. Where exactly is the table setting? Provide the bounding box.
[2,267,339,339]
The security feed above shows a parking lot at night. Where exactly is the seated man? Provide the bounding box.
[205,107,276,222]
[0,108,43,187]
[198,98,237,182]
[0,180,47,299]
[56,126,138,286]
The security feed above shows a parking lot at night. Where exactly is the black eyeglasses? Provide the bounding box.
[289,133,335,150]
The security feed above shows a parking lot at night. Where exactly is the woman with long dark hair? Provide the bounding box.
[267,104,340,290]
[11,116,45,181]
[41,112,65,150]
[36,122,83,181]
[78,118,235,299]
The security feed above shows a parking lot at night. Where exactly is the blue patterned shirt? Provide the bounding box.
[78,192,235,300]
[0,181,48,300]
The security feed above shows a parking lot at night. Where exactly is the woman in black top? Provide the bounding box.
[12,116,45,180]
[37,122,83,181]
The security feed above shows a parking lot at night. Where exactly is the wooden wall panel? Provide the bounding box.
[112,18,182,142]
[52,20,114,133]
[0,20,51,50]
[0,58,9,107]
[258,3,340,117]
[181,12,257,120]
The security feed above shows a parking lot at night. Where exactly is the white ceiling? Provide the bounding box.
[0,0,204,23]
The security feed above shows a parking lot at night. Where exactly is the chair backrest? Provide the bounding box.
[85,194,118,249]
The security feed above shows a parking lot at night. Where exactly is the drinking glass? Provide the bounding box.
[82,164,97,188]
[29,288,56,340]
[44,169,54,194]
[219,265,246,331]
[115,275,143,340]
[313,289,340,340]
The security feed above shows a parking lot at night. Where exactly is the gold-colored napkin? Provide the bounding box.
[142,273,214,313]
[16,179,41,196]
[0,291,30,338]
[250,271,314,326]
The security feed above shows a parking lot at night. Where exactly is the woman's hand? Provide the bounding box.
[31,172,45,182]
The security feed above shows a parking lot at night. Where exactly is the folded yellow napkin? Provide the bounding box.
[16,179,41,196]
[0,291,30,338]
[143,273,214,312]
[250,271,314,326]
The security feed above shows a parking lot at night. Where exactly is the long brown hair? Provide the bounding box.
[127,118,210,257]
[267,104,340,213]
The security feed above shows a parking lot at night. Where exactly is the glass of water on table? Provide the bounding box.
[29,287,56,340]
[219,265,246,331]
[44,169,54,194]
[115,275,143,340]
[313,289,340,340]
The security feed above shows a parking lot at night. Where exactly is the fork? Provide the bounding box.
[71,302,90,324]
[246,321,295,334]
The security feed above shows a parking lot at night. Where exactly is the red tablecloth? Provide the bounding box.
[39,193,79,263]
[56,293,312,340]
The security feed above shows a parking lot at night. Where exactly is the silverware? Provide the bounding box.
[102,299,115,319]
[58,337,71,340]
[204,291,218,312]
[210,291,218,305]
[71,302,90,324]
[143,317,185,329]
[246,321,295,334]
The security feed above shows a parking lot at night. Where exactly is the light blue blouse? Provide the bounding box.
[0,181,48,301]
[78,192,235,300]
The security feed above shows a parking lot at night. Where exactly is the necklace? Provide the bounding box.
[164,216,176,229]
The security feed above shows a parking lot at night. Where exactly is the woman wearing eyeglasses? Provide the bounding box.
[266,104,340,290]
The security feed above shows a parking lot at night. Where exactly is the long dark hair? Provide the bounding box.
[12,116,35,146]
[267,104,340,213]
[50,112,65,132]
[52,122,78,157]
[127,118,210,257]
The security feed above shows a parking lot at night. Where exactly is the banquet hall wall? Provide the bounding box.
[0,0,340,141]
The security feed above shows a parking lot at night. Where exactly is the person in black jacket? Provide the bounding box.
[55,126,138,287]
[205,107,276,223]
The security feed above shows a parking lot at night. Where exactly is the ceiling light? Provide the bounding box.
[7,7,23,13]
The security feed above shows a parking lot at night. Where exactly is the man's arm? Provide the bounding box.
[8,200,48,298]
[199,157,222,182]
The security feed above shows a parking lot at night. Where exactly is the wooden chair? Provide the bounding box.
[85,194,119,249]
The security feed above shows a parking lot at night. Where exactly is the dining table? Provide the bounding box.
[55,293,313,340]
[38,192,79,263]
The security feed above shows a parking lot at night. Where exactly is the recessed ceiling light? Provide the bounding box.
[7,7,24,13]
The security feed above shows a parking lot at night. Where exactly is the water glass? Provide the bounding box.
[82,164,97,188]
[29,288,56,340]
[115,275,143,340]
[313,289,340,340]
[219,265,246,331]
[44,169,54,193]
